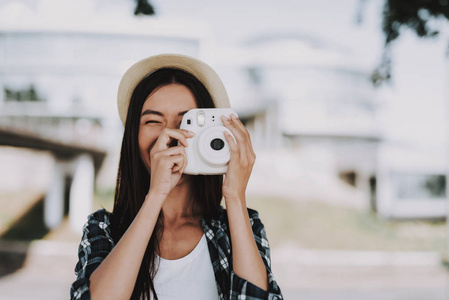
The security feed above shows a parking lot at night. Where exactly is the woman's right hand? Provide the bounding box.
[147,128,194,199]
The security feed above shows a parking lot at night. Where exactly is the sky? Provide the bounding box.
[147,0,449,147]
[0,0,386,69]
[149,0,385,69]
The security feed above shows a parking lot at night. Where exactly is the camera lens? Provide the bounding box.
[210,138,225,151]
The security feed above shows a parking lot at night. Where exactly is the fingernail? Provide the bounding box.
[231,114,237,120]
[188,131,195,136]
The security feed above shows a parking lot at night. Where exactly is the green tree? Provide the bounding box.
[134,0,155,16]
[364,0,449,85]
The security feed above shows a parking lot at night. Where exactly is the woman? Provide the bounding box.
[70,54,283,300]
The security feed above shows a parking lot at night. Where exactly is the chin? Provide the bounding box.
[180,173,193,181]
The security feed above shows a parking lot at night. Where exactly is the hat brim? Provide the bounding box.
[117,53,230,126]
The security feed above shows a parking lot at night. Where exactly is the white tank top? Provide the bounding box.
[151,234,219,300]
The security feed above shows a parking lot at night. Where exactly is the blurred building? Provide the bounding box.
[0,0,447,232]
[216,33,381,210]
[374,30,449,219]
[0,0,214,232]
[216,32,448,220]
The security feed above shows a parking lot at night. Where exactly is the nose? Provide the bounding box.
[166,120,181,130]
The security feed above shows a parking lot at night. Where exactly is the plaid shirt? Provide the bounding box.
[70,207,283,300]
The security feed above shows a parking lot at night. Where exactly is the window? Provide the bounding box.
[391,173,446,200]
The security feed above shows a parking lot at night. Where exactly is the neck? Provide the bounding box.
[162,174,199,222]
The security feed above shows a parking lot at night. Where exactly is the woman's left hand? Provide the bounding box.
[221,113,256,201]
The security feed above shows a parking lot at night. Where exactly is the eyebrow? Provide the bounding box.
[140,109,189,118]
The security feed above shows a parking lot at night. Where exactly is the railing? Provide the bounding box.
[0,103,103,148]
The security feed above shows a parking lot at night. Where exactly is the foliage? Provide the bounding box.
[134,0,155,16]
[382,0,449,43]
[4,85,44,102]
[369,0,449,85]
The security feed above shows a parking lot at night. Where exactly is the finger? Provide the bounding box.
[229,114,255,156]
[175,148,187,173]
[228,114,256,157]
[221,115,247,146]
[163,128,194,148]
[179,148,188,174]
[162,146,187,173]
[162,155,183,173]
[229,114,250,140]
[222,115,256,164]
[152,128,194,153]
[169,154,186,173]
[152,145,186,159]
[223,130,239,157]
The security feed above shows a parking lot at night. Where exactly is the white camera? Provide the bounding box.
[179,108,238,175]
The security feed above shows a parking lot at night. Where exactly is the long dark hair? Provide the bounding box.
[111,68,223,299]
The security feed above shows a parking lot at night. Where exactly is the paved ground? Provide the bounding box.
[0,242,78,300]
[272,244,449,300]
[0,240,448,300]
[275,264,449,299]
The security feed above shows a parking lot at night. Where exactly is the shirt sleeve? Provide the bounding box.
[70,209,115,300]
[229,209,283,300]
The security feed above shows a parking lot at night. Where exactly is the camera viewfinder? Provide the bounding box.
[197,110,205,127]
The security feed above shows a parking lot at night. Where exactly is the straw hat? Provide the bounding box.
[117,53,231,126]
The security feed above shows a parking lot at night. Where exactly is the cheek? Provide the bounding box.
[138,127,160,160]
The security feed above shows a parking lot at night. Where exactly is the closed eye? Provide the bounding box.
[145,120,161,124]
